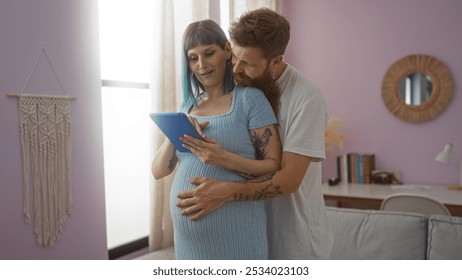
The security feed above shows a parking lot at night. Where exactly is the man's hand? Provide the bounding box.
[176,177,234,221]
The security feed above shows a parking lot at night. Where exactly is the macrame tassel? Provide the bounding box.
[18,96,73,247]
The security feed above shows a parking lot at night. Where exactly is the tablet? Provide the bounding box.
[149,112,204,153]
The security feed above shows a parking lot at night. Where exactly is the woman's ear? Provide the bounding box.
[225,42,232,59]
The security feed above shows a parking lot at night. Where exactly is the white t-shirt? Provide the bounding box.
[266,64,334,259]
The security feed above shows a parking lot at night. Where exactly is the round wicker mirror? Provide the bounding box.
[381,54,453,123]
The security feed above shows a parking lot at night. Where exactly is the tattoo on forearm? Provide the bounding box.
[167,150,176,171]
[233,173,282,201]
[251,128,272,160]
[254,183,282,200]
[232,170,255,179]
[247,173,275,183]
[273,124,281,140]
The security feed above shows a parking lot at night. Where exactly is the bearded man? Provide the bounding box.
[177,8,333,260]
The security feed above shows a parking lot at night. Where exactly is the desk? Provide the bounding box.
[323,183,462,216]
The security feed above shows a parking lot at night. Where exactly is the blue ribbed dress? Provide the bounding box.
[171,86,277,260]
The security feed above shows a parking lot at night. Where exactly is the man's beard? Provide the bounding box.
[234,69,281,115]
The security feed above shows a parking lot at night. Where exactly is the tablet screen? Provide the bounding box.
[150,112,203,153]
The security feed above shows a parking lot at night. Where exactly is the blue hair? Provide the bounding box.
[181,19,235,109]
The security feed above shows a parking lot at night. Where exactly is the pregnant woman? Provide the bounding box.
[151,19,281,259]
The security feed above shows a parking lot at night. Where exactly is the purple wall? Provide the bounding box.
[0,1,107,259]
[283,0,462,185]
[2,0,461,260]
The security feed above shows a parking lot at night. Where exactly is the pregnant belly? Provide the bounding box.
[170,161,264,236]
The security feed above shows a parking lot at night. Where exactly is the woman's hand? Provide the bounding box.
[180,134,227,166]
[184,117,227,166]
[187,116,208,137]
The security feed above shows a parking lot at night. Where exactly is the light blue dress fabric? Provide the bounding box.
[171,86,277,260]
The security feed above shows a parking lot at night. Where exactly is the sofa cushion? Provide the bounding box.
[326,207,427,259]
[427,215,462,260]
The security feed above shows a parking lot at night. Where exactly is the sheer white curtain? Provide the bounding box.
[149,0,209,253]
[229,0,281,20]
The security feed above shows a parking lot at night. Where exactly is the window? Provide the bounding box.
[98,0,269,254]
[98,0,154,250]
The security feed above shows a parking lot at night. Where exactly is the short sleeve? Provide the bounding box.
[284,90,327,159]
[239,86,278,129]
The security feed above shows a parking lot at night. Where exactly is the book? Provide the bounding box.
[336,155,341,181]
[348,153,356,183]
[336,153,376,184]
[363,154,375,184]
[337,154,349,183]
[357,154,364,183]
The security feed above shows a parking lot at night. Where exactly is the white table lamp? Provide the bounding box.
[435,143,462,189]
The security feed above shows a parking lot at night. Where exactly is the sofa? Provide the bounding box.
[326,207,462,259]
[136,207,462,260]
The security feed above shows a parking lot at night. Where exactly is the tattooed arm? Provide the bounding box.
[176,151,313,220]
[181,124,281,178]
[151,138,178,180]
[152,123,280,180]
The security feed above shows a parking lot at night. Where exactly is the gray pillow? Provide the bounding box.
[326,207,427,259]
[427,215,462,260]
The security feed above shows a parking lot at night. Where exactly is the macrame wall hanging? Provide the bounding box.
[7,47,76,247]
